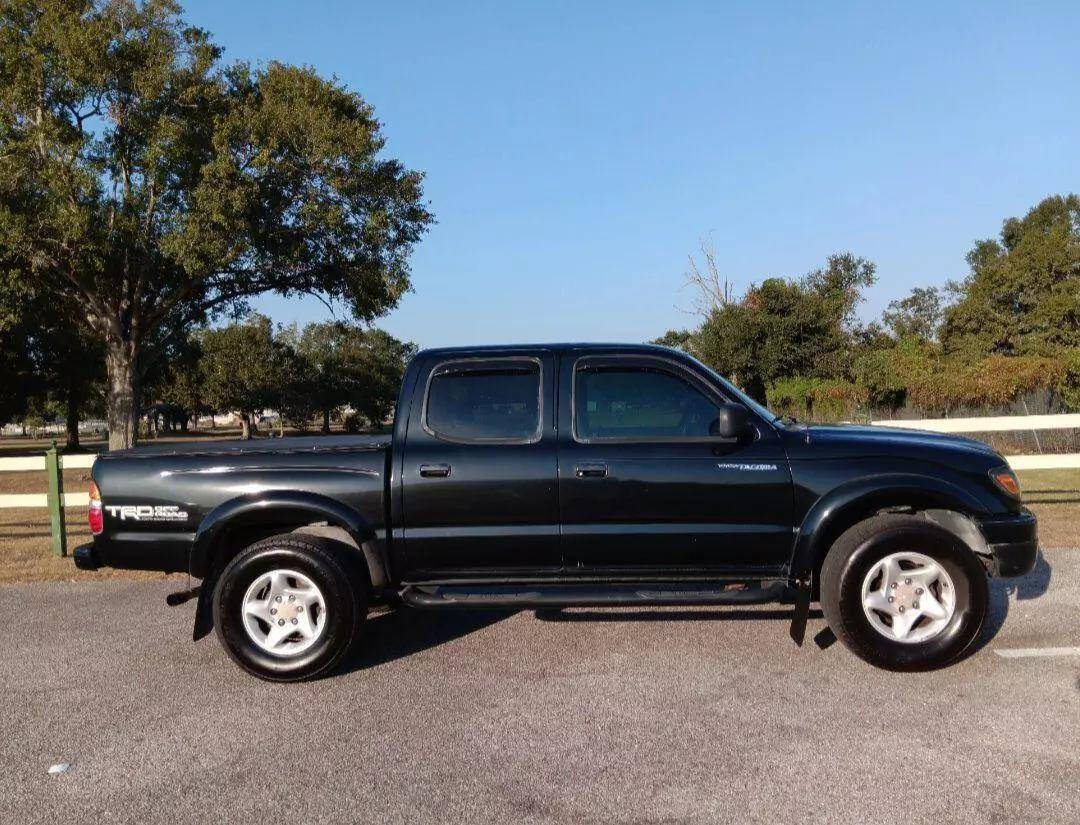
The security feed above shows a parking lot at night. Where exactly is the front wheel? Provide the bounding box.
[213,533,368,681]
[820,514,988,671]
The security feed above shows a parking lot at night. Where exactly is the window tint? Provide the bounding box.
[575,365,722,440]
[426,361,541,442]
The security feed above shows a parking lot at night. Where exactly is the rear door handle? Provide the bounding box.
[574,463,608,478]
[419,463,451,478]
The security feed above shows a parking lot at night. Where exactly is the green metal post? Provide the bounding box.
[46,440,67,558]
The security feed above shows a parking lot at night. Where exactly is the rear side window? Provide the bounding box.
[424,359,542,443]
[574,364,722,441]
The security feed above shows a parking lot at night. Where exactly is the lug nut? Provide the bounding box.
[277,619,285,626]
[913,601,920,609]
[275,595,282,603]
[898,605,905,613]
[297,605,304,612]
[890,583,898,590]
[270,608,277,615]
[888,596,894,603]
[288,595,295,602]
[905,578,912,585]
[916,587,923,595]
[291,618,298,625]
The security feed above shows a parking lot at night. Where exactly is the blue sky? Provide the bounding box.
[185,0,1080,348]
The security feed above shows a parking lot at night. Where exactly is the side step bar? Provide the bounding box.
[401,580,791,609]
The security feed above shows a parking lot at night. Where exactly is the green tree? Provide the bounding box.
[0,0,433,449]
[295,322,414,432]
[942,195,1080,356]
[882,286,944,342]
[0,266,104,445]
[692,253,875,401]
[199,315,282,439]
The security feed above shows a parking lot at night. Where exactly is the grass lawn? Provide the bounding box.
[1015,469,1079,549]
[0,463,1074,584]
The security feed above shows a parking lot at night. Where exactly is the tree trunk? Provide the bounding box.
[322,408,331,434]
[240,413,251,440]
[65,391,81,449]
[105,339,139,451]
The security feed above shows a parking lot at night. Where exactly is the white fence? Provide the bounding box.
[0,413,1077,508]
[0,453,94,509]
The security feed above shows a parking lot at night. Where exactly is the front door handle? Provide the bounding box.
[419,463,451,478]
[574,463,608,478]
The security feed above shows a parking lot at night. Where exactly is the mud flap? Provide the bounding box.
[192,572,217,641]
[789,577,812,647]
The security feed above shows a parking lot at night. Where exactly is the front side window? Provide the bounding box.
[574,364,723,441]
[425,359,541,442]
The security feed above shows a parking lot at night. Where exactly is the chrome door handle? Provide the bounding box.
[419,463,451,478]
[574,463,608,478]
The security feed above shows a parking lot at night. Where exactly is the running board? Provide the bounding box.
[401,580,790,609]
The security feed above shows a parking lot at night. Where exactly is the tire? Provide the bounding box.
[212,533,368,682]
[820,514,988,671]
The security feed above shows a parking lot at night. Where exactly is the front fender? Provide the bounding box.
[789,472,990,578]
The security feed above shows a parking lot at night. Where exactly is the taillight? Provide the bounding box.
[88,480,104,534]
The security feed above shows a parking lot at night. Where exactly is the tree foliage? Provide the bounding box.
[294,322,415,432]
[0,0,432,448]
[197,315,283,439]
[942,195,1080,356]
[688,253,875,402]
[147,315,414,438]
[882,286,944,342]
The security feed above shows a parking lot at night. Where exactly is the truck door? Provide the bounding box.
[400,351,560,576]
[557,351,794,573]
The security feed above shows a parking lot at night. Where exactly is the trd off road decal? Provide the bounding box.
[105,504,189,522]
[716,463,779,472]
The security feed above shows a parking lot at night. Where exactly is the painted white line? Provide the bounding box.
[0,492,89,508]
[994,647,1080,659]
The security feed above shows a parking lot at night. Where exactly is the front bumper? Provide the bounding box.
[977,509,1038,577]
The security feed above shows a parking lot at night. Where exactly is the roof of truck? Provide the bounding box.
[415,342,682,357]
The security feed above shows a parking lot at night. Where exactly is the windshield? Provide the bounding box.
[681,353,779,424]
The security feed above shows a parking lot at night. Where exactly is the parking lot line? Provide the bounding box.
[994,647,1080,659]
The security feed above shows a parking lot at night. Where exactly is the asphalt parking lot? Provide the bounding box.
[3,547,1079,825]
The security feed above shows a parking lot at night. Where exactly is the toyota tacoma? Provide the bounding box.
[75,343,1038,681]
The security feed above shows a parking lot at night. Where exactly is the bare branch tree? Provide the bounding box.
[680,236,734,318]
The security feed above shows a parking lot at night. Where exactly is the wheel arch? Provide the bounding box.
[189,491,388,641]
[791,474,990,582]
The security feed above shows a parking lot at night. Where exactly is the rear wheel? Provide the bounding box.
[820,514,988,671]
[213,533,368,682]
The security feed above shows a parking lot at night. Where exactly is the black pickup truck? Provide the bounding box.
[76,343,1038,681]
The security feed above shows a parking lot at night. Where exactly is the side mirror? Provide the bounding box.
[710,403,752,439]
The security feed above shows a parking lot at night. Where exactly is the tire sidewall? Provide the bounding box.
[833,523,988,670]
[213,540,359,680]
